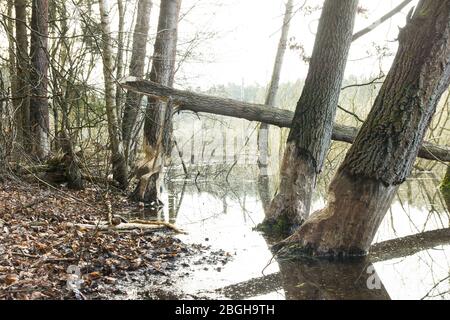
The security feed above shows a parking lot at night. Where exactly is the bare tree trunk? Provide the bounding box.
[442,166,450,211]
[220,226,450,299]
[98,0,128,189]
[0,71,6,174]
[6,0,19,145]
[115,0,125,123]
[262,0,359,234]
[190,129,195,164]
[222,125,227,163]
[29,0,50,161]
[285,0,450,257]
[122,0,152,164]
[51,5,83,189]
[258,0,293,177]
[131,0,181,203]
[14,0,31,153]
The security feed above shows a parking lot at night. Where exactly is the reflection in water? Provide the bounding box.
[277,258,390,300]
[156,165,450,300]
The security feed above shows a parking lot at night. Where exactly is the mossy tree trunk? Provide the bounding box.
[286,0,450,257]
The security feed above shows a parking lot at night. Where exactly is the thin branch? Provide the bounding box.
[352,0,414,41]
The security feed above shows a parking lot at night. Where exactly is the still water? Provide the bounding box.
[154,165,449,300]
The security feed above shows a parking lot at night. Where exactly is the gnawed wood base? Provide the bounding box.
[279,169,397,257]
[131,172,162,204]
[259,142,315,236]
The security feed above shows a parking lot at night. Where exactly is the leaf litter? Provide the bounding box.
[0,179,232,299]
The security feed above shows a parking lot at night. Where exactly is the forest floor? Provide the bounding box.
[0,177,231,300]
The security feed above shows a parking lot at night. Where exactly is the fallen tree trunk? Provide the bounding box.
[122,79,450,162]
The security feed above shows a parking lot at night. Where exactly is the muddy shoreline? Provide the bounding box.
[0,179,231,300]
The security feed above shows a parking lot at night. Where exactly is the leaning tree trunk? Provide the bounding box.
[131,0,181,203]
[122,0,152,165]
[14,0,31,153]
[98,0,128,189]
[284,0,450,257]
[257,0,293,178]
[262,0,359,235]
[29,0,50,161]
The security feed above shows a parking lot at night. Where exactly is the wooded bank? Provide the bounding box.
[122,78,450,163]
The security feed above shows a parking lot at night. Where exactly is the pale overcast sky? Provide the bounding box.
[175,0,417,88]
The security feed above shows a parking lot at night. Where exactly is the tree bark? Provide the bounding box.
[257,0,293,177]
[14,0,31,153]
[441,165,450,211]
[122,79,450,163]
[98,0,128,189]
[286,0,450,257]
[6,0,20,149]
[131,0,181,203]
[29,0,50,161]
[121,0,152,164]
[262,0,359,233]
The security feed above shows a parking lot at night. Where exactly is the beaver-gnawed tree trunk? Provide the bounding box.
[284,0,450,257]
[131,0,181,203]
[442,165,450,211]
[261,0,358,235]
[122,0,152,164]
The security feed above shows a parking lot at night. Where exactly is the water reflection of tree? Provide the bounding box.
[218,229,450,299]
[164,165,265,224]
[277,258,390,300]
